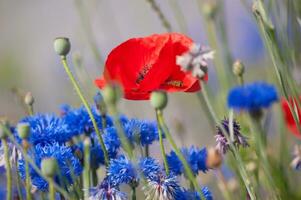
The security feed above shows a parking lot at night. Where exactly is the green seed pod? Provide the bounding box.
[206,147,222,169]
[102,84,121,106]
[24,92,34,106]
[17,123,30,139]
[54,37,71,56]
[150,91,168,110]
[41,158,58,178]
[232,60,245,77]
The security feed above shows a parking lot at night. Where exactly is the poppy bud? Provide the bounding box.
[232,60,245,77]
[150,91,168,110]
[24,92,34,106]
[102,84,121,106]
[17,122,30,139]
[206,147,222,169]
[41,158,58,178]
[54,37,71,56]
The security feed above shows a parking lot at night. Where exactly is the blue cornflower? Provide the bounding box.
[124,119,159,146]
[181,187,213,200]
[87,127,121,167]
[143,172,183,200]
[89,178,127,200]
[62,105,113,137]
[107,155,138,186]
[166,146,208,176]
[227,81,278,111]
[18,114,72,145]
[18,142,82,191]
[139,157,161,179]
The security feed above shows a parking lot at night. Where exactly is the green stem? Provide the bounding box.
[131,186,137,200]
[61,57,109,165]
[145,145,149,157]
[200,81,256,200]
[27,105,34,116]
[2,126,72,200]
[109,106,134,159]
[3,139,11,200]
[248,114,280,199]
[155,110,169,175]
[49,179,55,200]
[15,159,23,200]
[83,138,90,200]
[25,147,32,200]
[146,0,172,32]
[156,111,206,200]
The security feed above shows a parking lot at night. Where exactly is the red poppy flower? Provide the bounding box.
[95,33,203,100]
[281,97,301,138]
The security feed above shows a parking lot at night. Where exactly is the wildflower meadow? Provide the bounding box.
[1,1,301,200]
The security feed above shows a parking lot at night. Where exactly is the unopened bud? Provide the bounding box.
[94,92,107,115]
[102,84,121,106]
[17,122,30,139]
[202,1,218,19]
[206,147,223,169]
[150,91,168,110]
[24,92,34,106]
[54,37,71,56]
[41,158,58,178]
[232,60,245,77]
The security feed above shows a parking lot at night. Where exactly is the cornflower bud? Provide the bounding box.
[24,92,34,106]
[94,92,107,115]
[232,60,245,77]
[102,84,121,106]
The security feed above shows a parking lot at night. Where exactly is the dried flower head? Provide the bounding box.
[176,44,214,79]
[215,118,249,154]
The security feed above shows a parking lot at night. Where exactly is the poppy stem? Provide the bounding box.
[156,111,207,200]
[60,56,109,165]
[155,109,169,175]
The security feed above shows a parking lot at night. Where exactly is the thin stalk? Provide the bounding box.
[108,106,134,159]
[27,105,34,116]
[25,147,32,200]
[238,76,244,86]
[49,179,56,200]
[83,138,90,200]
[248,114,280,199]
[15,159,23,200]
[156,111,206,200]
[145,145,149,157]
[2,126,72,200]
[145,0,172,32]
[3,139,12,200]
[155,109,169,175]
[201,82,256,200]
[131,186,137,200]
[61,56,109,165]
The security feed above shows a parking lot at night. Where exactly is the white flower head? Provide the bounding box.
[176,43,214,79]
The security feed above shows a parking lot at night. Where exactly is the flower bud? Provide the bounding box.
[232,60,245,77]
[102,84,121,106]
[24,92,34,106]
[150,91,168,110]
[202,1,218,19]
[206,147,222,169]
[17,122,30,139]
[41,158,58,178]
[94,92,107,115]
[54,37,71,56]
